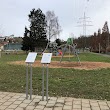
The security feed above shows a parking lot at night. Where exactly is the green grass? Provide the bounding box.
[0,52,110,100]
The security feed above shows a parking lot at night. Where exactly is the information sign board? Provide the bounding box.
[41,53,52,64]
[25,52,37,63]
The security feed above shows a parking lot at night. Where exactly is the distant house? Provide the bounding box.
[0,44,4,50]
[0,37,5,42]
[4,43,22,50]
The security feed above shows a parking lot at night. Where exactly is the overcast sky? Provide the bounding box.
[0,0,110,40]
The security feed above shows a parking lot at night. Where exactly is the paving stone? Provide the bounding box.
[34,108,43,110]
[82,99,90,104]
[0,105,8,109]
[15,107,24,110]
[54,107,63,110]
[65,101,72,106]
[48,100,56,104]
[72,108,81,110]
[8,104,18,109]
[0,92,3,94]
[65,98,73,102]
[90,102,99,107]
[26,105,35,110]
[73,104,81,109]
[35,105,45,109]
[5,108,14,110]
[38,101,47,106]
[12,95,21,99]
[3,96,11,100]
[17,97,25,101]
[0,99,7,103]
[19,103,28,108]
[73,99,81,101]
[73,101,81,105]
[99,105,109,109]
[46,103,55,107]
[98,101,107,105]
[90,100,98,103]
[107,101,110,104]
[82,103,90,108]
[3,92,10,95]
[57,99,64,104]
[50,97,57,101]
[8,93,16,97]
[0,102,3,105]
[0,94,7,98]
[91,106,100,110]
[82,107,91,110]
[20,94,26,98]
[55,103,64,107]
[35,96,42,99]
[32,99,40,103]
[29,102,36,106]
[8,98,16,102]
[23,99,32,104]
[3,101,13,106]
[13,101,22,105]
[15,93,23,96]
[63,105,72,110]
[44,108,53,110]
[2,91,110,110]
[108,103,110,108]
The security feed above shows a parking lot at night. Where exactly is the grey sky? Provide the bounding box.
[0,0,110,40]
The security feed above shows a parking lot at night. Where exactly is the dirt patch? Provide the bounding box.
[8,61,110,70]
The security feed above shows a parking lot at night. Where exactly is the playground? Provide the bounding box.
[9,60,110,70]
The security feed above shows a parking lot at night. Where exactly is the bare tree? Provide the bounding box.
[46,11,61,42]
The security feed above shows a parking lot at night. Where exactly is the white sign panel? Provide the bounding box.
[41,53,52,64]
[25,52,37,63]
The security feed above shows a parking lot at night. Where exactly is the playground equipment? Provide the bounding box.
[58,38,81,64]
[43,42,58,56]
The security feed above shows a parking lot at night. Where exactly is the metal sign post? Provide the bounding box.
[25,52,37,100]
[41,53,52,101]
[42,64,44,100]
[26,63,29,99]
[0,49,1,58]
[26,63,33,100]
[42,64,49,101]
[46,64,49,101]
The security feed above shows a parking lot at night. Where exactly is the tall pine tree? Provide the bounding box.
[102,21,109,53]
[22,8,48,52]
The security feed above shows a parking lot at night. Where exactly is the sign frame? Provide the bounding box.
[41,53,52,64]
[25,52,37,63]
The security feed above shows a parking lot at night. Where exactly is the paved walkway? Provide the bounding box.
[0,92,110,110]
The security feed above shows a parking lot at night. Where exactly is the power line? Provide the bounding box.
[77,12,92,36]
[76,12,93,48]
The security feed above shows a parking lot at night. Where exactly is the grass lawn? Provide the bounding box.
[0,52,110,100]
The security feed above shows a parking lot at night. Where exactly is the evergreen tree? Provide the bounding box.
[102,21,109,53]
[55,38,61,46]
[97,29,101,53]
[22,8,48,51]
[22,27,33,51]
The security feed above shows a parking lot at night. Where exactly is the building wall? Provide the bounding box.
[4,43,22,50]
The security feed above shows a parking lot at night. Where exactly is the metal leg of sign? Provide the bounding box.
[42,64,44,101]
[46,64,48,101]
[26,63,29,99]
[30,64,32,100]
[0,51,1,58]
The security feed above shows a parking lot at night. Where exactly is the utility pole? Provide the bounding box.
[77,12,92,50]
